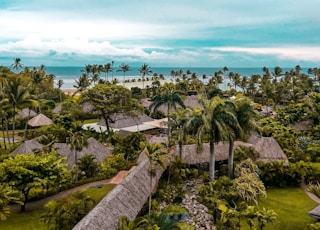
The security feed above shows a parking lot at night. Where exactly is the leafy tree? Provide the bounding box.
[0,151,69,212]
[41,192,95,230]
[78,154,99,178]
[80,84,142,132]
[0,183,22,220]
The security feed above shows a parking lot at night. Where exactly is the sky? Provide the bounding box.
[1,0,320,68]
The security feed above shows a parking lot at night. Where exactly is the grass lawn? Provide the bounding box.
[0,184,115,230]
[259,187,318,230]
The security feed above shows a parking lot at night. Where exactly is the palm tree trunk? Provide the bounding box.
[75,149,78,181]
[228,139,234,178]
[23,108,31,142]
[12,106,16,143]
[5,118,10,145]
[179,141,183,159]
[1,119,6,149]
[209,140,215,181]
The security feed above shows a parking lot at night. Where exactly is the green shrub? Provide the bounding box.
[307,182,320,198]
[101,153,126,178]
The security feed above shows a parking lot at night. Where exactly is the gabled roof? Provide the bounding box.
[98,111,153,129]
[11,139,43,155]
[17,108,37,118]
[53,137,112,168]
[27,114,53,127]
[170,141,252,164]
[248,135,288,163]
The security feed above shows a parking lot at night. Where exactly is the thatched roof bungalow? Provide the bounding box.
[98,112,153,129]
[11,139,43,155]
[17,108,37,118]
[27,114,53,127]
[73,151,165,230]
[309,205,320,219]
[248,135,288,163]
[53,137,112,168]
[169,141,252,165]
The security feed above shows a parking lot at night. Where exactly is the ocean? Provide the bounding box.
[45,66,308,89]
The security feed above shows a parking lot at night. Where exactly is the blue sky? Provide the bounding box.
[1,0,320,67]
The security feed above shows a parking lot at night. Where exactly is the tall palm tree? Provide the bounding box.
[5,78,33,143]
[101,63,113,82]
[69,130,88,181]
[138,63,152,89]
[195,96,238,181]
[142,142,167,219]
[117,63,131,85]
[169,108,193,159]
[73,73,91,95]
[227,97,259,178]
[11,58,23,73]
[149,83,185,139]
[56,79,64,102]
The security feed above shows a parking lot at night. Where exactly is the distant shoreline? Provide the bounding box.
[61,79,173,95]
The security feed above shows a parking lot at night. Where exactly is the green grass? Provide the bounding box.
[258,187,318,230]
[0,184,115,230]
[83,119,99,124]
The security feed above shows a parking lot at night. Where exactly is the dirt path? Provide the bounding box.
[9,168,136,212]
[302,183,320,205]
[10,179,110,211]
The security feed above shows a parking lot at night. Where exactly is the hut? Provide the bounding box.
[27,114,53,127]
[309,205,320,220]
[98,111,153,129]
[73,151,165,230]
[170,141,252,165]
[52,104,62,114]
[183,95,202,109]
[11,139,43,155]
[53,137,112,168]
[248,135,288,163]
[17,108,37,118]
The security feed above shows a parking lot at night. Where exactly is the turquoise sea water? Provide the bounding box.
[45,66,308,89]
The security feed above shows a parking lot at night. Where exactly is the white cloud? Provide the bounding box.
[209,46,320,62]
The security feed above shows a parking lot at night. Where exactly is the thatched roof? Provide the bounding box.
[53,104,62,114]
[248,135,288,163]
[17,108,37,118]
[147,135,168,145]
[291,119,313,131]
[73,152,165,230]
[53,137,112,168]
[144,118,168,129]
[170,141,252,164]
[183,95,202,108]
[139,98,152,108]
[11,139,43,155]
[98,111,153,129]
[27,114,53,127]
[309,205,320,219]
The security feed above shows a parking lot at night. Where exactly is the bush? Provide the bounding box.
[101,153,126,178]
[257,161,311,187]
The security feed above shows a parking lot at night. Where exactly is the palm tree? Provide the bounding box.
[5,78,33,143]
[11,58,23,73]
[142,142,167,219]
[101,63,113,82]
[69,130,88,181]
[169,108,193,159]
[227,97,259,178]
[149,83,185,139]
[73,73,91,95]
[56,79,64,102]
[117,63,131,85]
[195,96,238,181]
[118,216,147,230]
[139,63,152,89]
